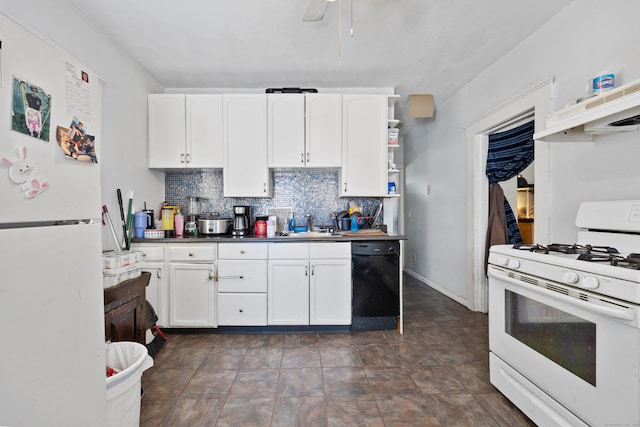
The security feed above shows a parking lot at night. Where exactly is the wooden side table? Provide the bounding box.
[104,271,150,344]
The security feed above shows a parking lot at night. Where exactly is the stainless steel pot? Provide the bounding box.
[198,216,231,235]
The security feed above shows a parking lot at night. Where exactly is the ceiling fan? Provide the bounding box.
[303,0,336,22]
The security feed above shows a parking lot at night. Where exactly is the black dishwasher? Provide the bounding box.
[351,240,400,331]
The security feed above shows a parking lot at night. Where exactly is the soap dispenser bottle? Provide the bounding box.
[288,212,295,232]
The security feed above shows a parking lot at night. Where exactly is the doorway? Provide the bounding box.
[464,79,552,312]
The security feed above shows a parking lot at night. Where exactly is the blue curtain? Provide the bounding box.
[486,120,534,244]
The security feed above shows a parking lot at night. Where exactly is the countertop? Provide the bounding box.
[132,229,406,244]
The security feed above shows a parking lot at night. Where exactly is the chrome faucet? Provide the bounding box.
[306,213,313,232]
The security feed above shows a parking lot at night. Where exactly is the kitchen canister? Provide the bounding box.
[161,208,174,231]
[133,212,150,238]
[142,209,154,229]
[254,216,268,236]
[592,72,615,95]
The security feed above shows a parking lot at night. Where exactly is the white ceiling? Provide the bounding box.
[67,0,574,106]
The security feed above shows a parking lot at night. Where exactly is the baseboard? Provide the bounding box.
[403,268,470,309]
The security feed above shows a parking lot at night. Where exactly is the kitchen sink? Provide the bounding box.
[278,231,343,238]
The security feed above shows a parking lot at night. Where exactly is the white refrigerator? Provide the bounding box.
[0,13,107,426]
[0,150,107,426]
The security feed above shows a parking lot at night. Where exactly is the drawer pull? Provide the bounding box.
[188,252,194,257]
[239,275,244,279]
[240,250,246,254]
[239,308,244,313]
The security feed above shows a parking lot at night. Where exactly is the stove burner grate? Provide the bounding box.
[576,253,640,269]
[511,243,640,269]
[513,243,619,255]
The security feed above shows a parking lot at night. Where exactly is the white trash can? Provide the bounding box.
[105,341,154,427]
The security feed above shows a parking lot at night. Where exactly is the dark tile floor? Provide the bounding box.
[140,274,535,426]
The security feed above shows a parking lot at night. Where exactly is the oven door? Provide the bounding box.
[488,265,640,427]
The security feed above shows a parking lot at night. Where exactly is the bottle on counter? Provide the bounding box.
[174,213,184,237]
[267,216,276,237]
[288,212,295,232]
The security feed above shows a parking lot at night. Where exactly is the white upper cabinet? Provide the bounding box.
[223,94,271,197]
[186,95,224,168]
[341,94,387,197]
[268,94,342,168]
[148,94,223,169]
[306,94,342,167]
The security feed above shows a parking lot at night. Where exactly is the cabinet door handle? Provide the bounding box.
[305,265,308,276]
[156,270,161,279]
[180,153,185,164]
[306,152,310,163]
[344,182,347,192]
[263,182,267,193]
[186,153,190,164]
[301,153,304,164]
[311,265,315,276]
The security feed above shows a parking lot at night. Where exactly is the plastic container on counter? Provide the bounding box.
[254,216,268,236]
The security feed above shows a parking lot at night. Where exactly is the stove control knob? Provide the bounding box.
[507,259,520,269]
[497,256,509,267]
[582,276,599,289]
[563,272,579,284]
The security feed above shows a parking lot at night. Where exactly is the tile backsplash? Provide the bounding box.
[165,169,382,227]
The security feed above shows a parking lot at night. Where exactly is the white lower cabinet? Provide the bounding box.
[268,242,351,326]
[135,241,351,328]
[168,245,216,327]
[218,293,267,326]
[132,244,167,327]
[310,242,352,325]
[217,243,268,326]
[268,258,310,325]
[310,258,352,325]
[144,264,167,327]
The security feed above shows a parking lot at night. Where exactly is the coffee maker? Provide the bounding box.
[232,205,250,236]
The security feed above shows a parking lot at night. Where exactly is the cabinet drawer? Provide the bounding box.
[310,242,350,259]
[169,245,216,262]
[136,245,165,262]
[218,293,267,326]
[217,260,267,292]
[218,243,268,259]
[268,242,309,259]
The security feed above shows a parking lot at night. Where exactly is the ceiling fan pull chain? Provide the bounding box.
[350,0,354,36]
[338,0,342,66]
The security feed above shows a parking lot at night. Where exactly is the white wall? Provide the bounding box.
[403,0,640,305]
[0,0,165,251]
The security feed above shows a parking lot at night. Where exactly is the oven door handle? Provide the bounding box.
[489,269,636,322]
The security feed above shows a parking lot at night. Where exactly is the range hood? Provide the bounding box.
[534,79,640,141]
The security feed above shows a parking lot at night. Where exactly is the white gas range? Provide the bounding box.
[488,200,640,427]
